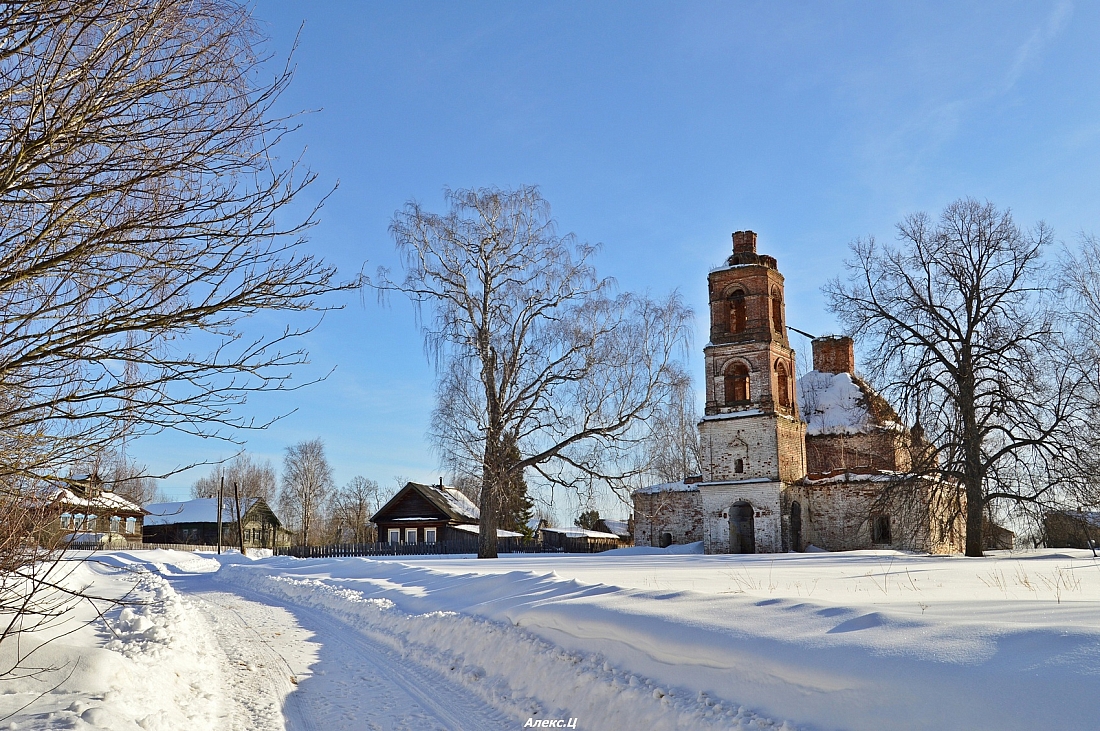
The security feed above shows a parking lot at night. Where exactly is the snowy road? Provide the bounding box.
[12,548,1090,730]
[175,575,517,731]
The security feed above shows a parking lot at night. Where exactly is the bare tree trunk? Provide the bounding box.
[217,477,224,555]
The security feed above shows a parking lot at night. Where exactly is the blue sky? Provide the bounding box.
[136,1,1100,519]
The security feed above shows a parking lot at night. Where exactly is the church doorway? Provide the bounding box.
[790,501,803,552]
[730,501,755,554]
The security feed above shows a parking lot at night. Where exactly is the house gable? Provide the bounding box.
[373,483,454,524]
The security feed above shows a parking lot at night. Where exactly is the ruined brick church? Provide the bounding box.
[633,231,964,554]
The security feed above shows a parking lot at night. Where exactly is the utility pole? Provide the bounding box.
[233,481,246,554]
[217,476,223,555]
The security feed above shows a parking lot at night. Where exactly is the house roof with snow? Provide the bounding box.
[540,525,621,540]
[1046,509,1100,529]
[144,497,278,526]
[372,481,480,525]
[451,523,522,538]
[39,475,145,516]
[598,518,630,538]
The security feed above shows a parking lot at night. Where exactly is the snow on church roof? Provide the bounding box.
[632,479,701,496]
[797,370,901,436]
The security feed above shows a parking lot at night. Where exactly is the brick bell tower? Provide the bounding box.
[698,231,806,520]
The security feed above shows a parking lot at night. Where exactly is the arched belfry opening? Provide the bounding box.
[775,359,791,409]
[730,501,755,554]
[729,290,746,334]
[771,286,784,333]
[725,362,750,404]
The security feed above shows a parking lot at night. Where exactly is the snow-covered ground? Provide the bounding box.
[1,546,1097,730]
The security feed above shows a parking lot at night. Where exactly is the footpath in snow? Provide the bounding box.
[2,546,1098,730]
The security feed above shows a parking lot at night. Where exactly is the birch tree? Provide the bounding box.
[0,0,348,677]
[378,186,691,558]
[278,439,334,546]
[329,475,382,543]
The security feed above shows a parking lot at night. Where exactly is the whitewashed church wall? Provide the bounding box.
[700,481,784,554]
[700,415,780,483]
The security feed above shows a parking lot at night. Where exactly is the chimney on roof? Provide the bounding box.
[439,476,443,487]
[812,335,855,374]
[732,230,757,255]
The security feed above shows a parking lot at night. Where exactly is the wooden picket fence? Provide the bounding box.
[275,536,623,558]
[63,538,624,557]
[67,541,222,552]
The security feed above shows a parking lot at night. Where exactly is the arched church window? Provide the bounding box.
[771,287,783,333]
[734,458,744,473]
[729,290,746,334]
[725,362,750,404]
[775,360,791,408]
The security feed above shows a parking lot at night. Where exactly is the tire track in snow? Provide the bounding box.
[278,596,513,730]
[195,591,321,731]
[194,582,515,730]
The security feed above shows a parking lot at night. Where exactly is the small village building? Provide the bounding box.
[538,525,622,551]
[633,231,975,555]
[595,518,633,545]
[45,474,146,546]
[144,497,287,548]
[372,481,518,544]
[1044,510,1100,549]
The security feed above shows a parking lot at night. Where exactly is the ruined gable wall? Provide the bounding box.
[632,489,703,547]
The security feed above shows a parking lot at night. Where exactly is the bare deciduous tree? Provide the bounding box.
[826,198,1087,556]
[0,0,349,681]
[642,375,702,485]
[0,0,353,489]
[378,186,691,558]
[192,453,278,503]
[328,476,381,544]
[278,439,334,546]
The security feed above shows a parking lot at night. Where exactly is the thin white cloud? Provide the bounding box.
[1003,0,1073,91]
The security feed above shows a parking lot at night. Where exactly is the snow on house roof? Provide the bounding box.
[434,485,480,520]
[1050,510,1100,528]
[374,482,481,524]
[45,485,145,514]
[632,479,701,496]
[451,524,522,538]
[600,519,630,537]
[541,525,620,540]
[144,498,259,525]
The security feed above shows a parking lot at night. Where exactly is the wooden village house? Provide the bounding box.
[372,481,521,545]
[45,474,146,547]
[1044,509,1100,549]
[143,497,288,548]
